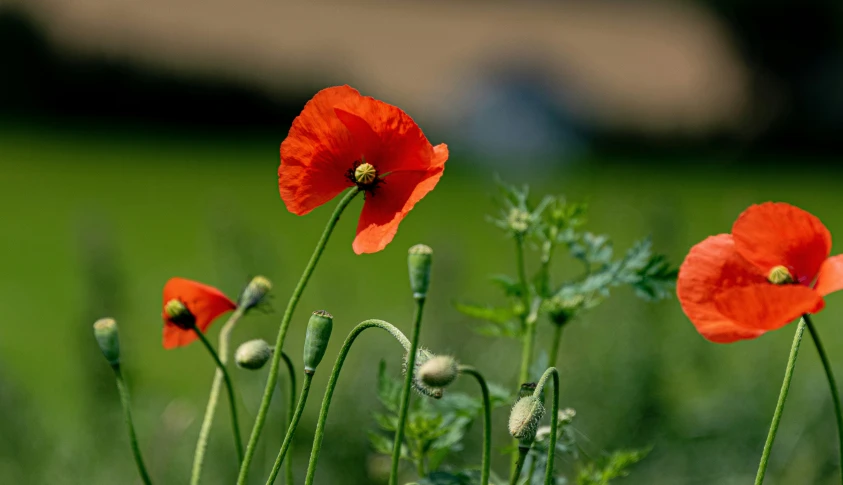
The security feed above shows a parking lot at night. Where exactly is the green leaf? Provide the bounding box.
[576,447,652,485]
[455,303,515,325]
[367,431,394,455]
[377,359,401,413]
[489,274,523,298]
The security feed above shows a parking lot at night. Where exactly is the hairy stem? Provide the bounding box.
[754,318,806,485]
[510,447,529,485]
[113,365,153,485]
[265,372,313,485]
[459,365,492,485]
[237,187,360,485]
[534,367,560,485]
[280,352,297,485]
[389,298,426,485]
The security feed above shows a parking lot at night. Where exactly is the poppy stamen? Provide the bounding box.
[768,265,795,285]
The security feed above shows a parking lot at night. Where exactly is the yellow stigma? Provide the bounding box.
[164,299,195,329]
[354,163,377,185]
[768,265,794,285]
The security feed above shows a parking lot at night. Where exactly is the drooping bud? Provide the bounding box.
[235,339,273,370]
[408,244,433,299]
[93,318,120,366]
[303,310,333,374]
[354,162,377,185]
[418,355,459,388]
[768,265,794,285]
[404,347,444,399]
[239,275,272,311]
[508,396,545,444]
[164,299,195,329]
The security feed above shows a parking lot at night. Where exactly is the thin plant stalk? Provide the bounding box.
[534,367,560,485]
[113,365,153,485]
[389,298,426,485]
[754,318,806,485]
[191,325,243,464]
[804,314,843,485]
[548,323,564,368]
[304,319,411,485]
[265,373,313,485]
[515,235,534,385]
[280,352,297,485]
[459,365,492,485]
[510,448,528,485]
[190,307,245,485]
[238,187,360,485]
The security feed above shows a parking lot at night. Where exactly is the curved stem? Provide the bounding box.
[804,314,843,485]
[280,352,297,485]
[510,447,528,485]
[304,319,411,485]
[548,323,564,368]
[754,318,806,485]
[459,365,492,485]
[265,373,313,485]
[190,308,245,485]
[113,365,153,485]
[192,325,243,464]
[513,235,535,475]
[534,367,560,485]
[389,298,426,485]
[237,187,360,485]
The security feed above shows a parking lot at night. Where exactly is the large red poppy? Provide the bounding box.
[279,85,448,254]
[678,203,843,343]
[162,278,236,349]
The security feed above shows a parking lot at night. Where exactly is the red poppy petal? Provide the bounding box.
[279,86,362,215]
[815,255,843,296]
[353,167,445,254]
[714,284,824,332]
[677,234,768,343]
[162,278,236,349]
[732,202,831,284]
[334,97,439,174]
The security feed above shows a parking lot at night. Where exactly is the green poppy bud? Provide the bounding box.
[303,310,333,374]
[404,347,444,399]
[239,275,272,310]
[235,339,273,370]
[408,244,433,299]
[93,318,120,366]
[508,396,545,445]
[418,355,459,388]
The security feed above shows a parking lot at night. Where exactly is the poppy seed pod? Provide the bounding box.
[239,275,272,310]
[164,299,195,329]
[508,396,545,444]
[408,244,433,299]
[418,355,459,388]
[235,339,273,370]
[303,310,333,374]
[93,318,120,366]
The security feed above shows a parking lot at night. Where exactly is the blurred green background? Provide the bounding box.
[3,1,843,484]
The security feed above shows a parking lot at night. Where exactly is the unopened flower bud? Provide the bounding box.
[404,348,444,399]
[235,339,273,370]
[303,310,333,374]
[239,275,272,310]
[508,396,545,444]
[408,244,433,299]
[164,299,195,329]
[93,318,120,366]
[418,355,459,388]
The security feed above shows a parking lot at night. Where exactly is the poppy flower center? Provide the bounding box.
[164,299,196,329]
[768,265,795,285]
[346,160,384,193]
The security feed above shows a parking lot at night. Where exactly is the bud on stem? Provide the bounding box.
[239,275,272,311]
[418,355,459,388]
[235,339,274,370]
[304,310,333,374]
[93,318,120,366]
[508,396,545,445]
[408,244,433,299]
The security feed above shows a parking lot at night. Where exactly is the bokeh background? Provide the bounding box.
[2,1,843,483]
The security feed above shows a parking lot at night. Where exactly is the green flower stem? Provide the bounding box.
[238,186,360,485]
[513,235,534,475]
[804,314,843,485]
[548,323,564,368]
[279,352,297,485]
[190,308,245,485]
[525,456,537,484]
[113,365,153,485]
[458,365,492,485]
[191,325,243,465]
[510,447,529,485]
[534,367,560,485]
[390,297,426,485]
[754,318,806,485]
[265,372,313,485]
[304,319,412,485]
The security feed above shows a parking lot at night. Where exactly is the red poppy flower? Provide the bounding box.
[278,85,449,254]
[678,202,843,343]
[162,277,236,349]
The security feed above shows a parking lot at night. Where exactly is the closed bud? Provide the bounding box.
[418,355,459,388]
[407,244,433,299]
[304,310,333,374]
[508,396,545,444]
[404,347,444,399]
[93,318,120,366]
[239,276,272,310]
[235,339,273,370]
